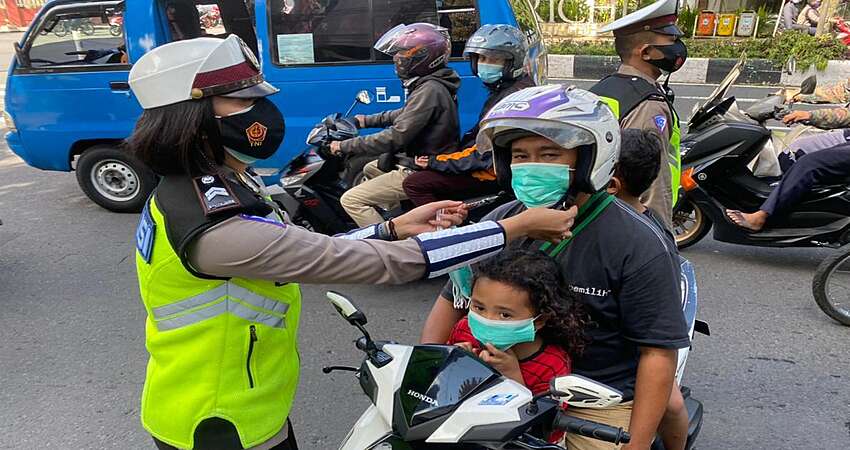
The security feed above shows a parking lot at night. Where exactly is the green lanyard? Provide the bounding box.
[539,191,615,258]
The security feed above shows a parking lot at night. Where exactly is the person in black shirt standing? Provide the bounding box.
[420,85,688,450]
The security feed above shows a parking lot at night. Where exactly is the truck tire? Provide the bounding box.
[75,145,156,213]
[812,246,850,326]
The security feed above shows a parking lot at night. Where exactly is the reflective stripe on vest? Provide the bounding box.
[152,282,290,331]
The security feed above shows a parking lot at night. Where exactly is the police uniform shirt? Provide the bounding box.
[185,169,429,284]
[441,198,689,401]
[615,64,677,230]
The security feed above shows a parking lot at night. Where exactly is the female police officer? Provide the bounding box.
[127,36,574,450]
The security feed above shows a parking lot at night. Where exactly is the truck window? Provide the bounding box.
[24,4,126,69]
[163,0,258,55]
[269,0,478,66]
[508,0,541,45]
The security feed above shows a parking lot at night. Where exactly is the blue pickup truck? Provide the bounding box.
[4,0,546,212]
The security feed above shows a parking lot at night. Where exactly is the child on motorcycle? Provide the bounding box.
[446,245,587,443]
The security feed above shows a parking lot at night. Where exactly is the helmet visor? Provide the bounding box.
[374,24,409,55]
[477,118,596,154]
[374,23,449,56]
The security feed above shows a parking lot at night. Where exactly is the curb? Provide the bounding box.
[548,54,849,86]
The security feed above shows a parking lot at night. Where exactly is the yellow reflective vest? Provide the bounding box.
[591,75,682,206]
[135,190,301,449]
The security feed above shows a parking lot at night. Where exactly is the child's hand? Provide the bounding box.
[454,342,479,355]
[479,343,523,384]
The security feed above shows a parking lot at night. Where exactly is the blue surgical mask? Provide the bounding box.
[225,147,260,166]
[510,163,572,208]
[477,62,504,84]
[467,309,538,351]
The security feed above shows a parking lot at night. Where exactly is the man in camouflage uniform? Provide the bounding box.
[725,85,850,231]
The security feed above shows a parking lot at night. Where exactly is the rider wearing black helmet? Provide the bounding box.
[403,24,536,206]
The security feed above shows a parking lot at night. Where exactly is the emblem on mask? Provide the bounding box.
[201,175,215,184]
[245,122,268,147]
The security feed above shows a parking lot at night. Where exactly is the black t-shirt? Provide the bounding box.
[442,198,689,400]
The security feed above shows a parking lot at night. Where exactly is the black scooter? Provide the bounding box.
[268,91,511,235]
[673,56,850,250]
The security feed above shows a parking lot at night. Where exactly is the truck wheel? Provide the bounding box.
[673,198,712,250]
[75,145,156,213]
[812,246,850,326]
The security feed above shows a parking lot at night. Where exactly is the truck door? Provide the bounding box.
[8,0,137,171]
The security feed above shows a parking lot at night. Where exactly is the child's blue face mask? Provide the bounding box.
[467,309,538,351]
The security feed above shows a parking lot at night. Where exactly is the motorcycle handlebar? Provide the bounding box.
[553,414,630,445]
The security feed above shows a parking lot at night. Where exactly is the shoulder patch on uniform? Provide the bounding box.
[136,202,155,264]
[654,114,668,133]
[192,174,242,216]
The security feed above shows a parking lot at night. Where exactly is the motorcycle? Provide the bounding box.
[324,261,706,450]
[268,91,512,235]
[672,55,850,251]
[812,243,850,326]
[322,290,631,449]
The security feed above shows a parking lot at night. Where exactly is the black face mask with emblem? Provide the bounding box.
[217,97,285,160]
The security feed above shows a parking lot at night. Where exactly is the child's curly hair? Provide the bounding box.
[474,245,589,356]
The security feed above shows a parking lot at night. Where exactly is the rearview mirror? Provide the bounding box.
[800,75,817,96]
[326,291,367,326]
[550,374,623,409]
[356,90,373,105]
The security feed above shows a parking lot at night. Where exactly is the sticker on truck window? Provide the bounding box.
[277,33,315,64]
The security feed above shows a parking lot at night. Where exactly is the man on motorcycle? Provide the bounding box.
[589,0,686,230]
[725,87,850,232]
[420,85,689,450]
[402,24,535,206]
[329,23,461,227]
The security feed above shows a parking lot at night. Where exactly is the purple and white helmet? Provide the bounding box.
[477,84,620,193]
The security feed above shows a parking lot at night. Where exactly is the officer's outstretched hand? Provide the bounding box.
[499,206,578,243]
[393,201,469,239]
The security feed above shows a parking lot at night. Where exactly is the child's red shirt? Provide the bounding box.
[447,318,571,395]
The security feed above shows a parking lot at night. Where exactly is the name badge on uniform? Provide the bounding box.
[136,202,155,264]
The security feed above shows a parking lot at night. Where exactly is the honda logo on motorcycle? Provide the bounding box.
[407,390,438,407]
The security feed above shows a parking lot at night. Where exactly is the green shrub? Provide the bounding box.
[548,32,846,70]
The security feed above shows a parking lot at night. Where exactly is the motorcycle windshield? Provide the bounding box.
[397,345,500,431]
[689,53,746,127]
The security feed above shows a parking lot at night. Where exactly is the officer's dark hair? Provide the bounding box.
[125,98,224,176]
[614,31,654,60]
[615,128,663,197]
[474,245,589,356]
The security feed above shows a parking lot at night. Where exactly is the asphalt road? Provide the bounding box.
[1,140,849,450]
[1,30,849,448]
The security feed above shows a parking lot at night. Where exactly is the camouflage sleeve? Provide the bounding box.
[795,78,850,104]
[621,99,675,229]
[808,107,850,129]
